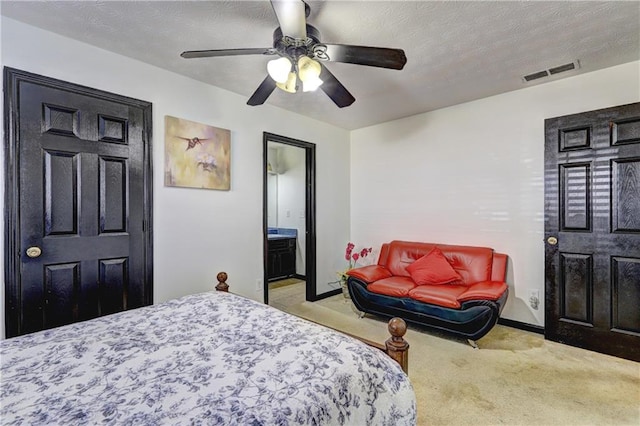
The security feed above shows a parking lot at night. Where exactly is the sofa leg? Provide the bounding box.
[350,303,365,317]
[467,339,479,349]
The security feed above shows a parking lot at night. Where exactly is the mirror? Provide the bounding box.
[263,132,316,308]
[266,140,306,278]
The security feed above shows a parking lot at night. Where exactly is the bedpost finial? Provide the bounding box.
[388,317,407,341]
[386,317,409,374]
[215,271,229,292]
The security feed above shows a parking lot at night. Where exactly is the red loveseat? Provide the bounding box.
[346,240,509,341]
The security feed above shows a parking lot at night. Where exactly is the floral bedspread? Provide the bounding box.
[1,291,416,425]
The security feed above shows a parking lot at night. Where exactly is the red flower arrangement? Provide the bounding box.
[337,242,373,285]
[345,242,373,270]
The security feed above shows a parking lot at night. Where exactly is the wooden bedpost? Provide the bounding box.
[215,271,229,292]
[386,317,409,374]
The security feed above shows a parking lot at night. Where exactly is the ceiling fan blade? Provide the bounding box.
[181,48,275,59]
[317,44,407,70]
[271,0,307,39]
[247,76,277,106]
[319,65,355,108]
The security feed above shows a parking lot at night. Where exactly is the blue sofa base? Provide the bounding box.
[347,277,509,341]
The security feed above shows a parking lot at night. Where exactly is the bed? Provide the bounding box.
[1,273,416,425]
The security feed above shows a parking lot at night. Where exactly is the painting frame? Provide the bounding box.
[164,115,231,190]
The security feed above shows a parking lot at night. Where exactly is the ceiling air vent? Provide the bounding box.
[549,62,576,75]
[523,70,549,82]
[523,60,580,83]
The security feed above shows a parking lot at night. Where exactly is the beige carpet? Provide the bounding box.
[271,282,640,426]
[268,277,304,291]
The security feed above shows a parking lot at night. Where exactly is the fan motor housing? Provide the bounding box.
[273,25,322,58]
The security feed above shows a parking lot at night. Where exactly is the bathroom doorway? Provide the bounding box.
[263,133,316,306]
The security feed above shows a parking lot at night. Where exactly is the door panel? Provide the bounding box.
[544,102,640,362]
[99,257,129,315]
[44,151,79,235]
[100,156,128,233]
[612,256,640,333]
[612,158,640,231]
[4,68,153,337]
[44,262,81,329]
[559,252,592,324]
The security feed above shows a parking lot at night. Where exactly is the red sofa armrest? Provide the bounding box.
[346,265,393,284]
[491,252,508,282]
[457,281,508,303]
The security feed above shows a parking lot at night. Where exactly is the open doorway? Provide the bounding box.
[263,133,316,307]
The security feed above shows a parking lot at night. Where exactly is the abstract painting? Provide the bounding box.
[164,116,231,190]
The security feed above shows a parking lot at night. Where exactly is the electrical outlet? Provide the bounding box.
[256,278,263,292]
[529,290,540,310]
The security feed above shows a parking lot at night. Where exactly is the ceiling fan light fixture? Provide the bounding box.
[298,56,323,92]
[276,72,298,93]
[181,0,407,106]
[267,57,292,83]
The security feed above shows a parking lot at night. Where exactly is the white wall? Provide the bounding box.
[350,61,640,326]
[275,144,306,275]
[0,18,351,337]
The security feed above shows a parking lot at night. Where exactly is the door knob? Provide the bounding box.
[26,246,42,258]
[547,237,558,245]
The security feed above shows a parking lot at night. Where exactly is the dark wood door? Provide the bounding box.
[544,102,640,362]
[4,68,153,337]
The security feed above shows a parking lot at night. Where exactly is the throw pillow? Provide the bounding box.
[406,247,462,285]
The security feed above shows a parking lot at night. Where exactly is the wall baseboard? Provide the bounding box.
[498,318,544,335]
[314,288,341,301]
[293,274,306,281]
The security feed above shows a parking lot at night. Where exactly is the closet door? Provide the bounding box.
[544,102,640,362]
[4,68,153,337]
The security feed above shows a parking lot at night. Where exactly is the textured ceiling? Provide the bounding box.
[2,1,639,130]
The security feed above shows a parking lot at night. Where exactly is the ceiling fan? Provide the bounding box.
[180,0,407,108]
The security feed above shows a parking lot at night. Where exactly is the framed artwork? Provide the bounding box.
[164,116,231,190]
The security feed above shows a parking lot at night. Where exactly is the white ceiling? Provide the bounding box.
[2,1,638,130]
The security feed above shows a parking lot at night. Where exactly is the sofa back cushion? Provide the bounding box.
[406,247,463,285]
[383,240,494,285]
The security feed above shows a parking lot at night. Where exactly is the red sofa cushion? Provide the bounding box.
[346,265,392,283]
[406,247,463,285]
[457,281,508,302]
[367,276,416,297]
[408,285,467,309]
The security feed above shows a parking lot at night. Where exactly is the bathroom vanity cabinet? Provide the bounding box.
[267,237,296,281]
